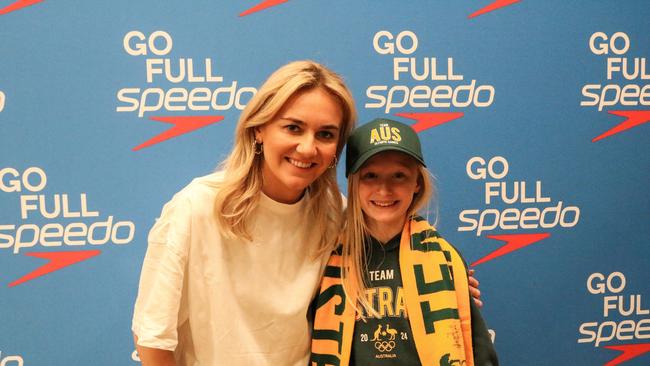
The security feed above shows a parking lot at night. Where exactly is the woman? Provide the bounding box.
[132,60,356,365]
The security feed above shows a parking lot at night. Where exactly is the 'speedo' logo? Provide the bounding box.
[0,167,135,287]
[239,0,288,16]
[577,272,650,365]
[468,0,521,19]
[458,156,580,266]
[238,1,521,18]
[580,32,650,142]
[368,30,495,113]
[366,30,495,132]
[116,31,257,150]
[0,0,42,16]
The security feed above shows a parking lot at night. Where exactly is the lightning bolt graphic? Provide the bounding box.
[395,112,464,133]
[592,110,650,142]
[132,115,225,151]
[0,0,43,15]
[240,0,290,17]
[468,0,521,19]
[471,233,550,267]
[604,343,650,366]
[9,250,101,287]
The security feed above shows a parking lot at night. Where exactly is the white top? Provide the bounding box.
[132,172,330,365]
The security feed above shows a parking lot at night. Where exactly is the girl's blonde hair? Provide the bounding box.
[342,162,435,318]
[213,60,356,252]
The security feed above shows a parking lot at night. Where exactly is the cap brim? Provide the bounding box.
[346,145,426,177]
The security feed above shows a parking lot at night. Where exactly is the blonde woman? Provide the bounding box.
[132,60,355,365]
[311,118,497,366]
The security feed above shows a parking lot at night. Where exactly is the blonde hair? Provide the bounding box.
[213,60,356,252]
[342,162,435,318]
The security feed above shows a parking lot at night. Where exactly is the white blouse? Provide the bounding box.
[132,172,329,365]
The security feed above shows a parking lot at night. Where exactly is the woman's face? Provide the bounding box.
[255,87,343,204]
[357,151,421,236]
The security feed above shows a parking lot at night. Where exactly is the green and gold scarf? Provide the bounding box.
[310,216,474,366]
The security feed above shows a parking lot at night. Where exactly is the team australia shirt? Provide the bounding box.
[351,234,420,365]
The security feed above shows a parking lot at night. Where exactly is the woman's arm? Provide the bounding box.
[468,269,483,307]
[134,334,176,366]
[132,194,192,365]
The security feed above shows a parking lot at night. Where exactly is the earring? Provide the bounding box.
[328,156,338,169]
[253,140,263,155]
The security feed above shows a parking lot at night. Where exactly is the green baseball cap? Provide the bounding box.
[345,118,426,177]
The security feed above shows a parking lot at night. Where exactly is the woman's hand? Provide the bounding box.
[468,269,483,308]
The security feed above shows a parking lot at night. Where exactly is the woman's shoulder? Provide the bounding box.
[159,171,225,218]
[177,171,225,199]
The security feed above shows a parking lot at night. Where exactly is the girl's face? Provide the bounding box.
[357,151,421,236]
[255,87,343,203]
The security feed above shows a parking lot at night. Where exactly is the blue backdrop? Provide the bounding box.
[1,1,648,365]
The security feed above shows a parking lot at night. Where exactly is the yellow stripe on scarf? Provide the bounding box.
[400,217,474,366]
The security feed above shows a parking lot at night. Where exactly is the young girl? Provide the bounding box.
[311,118,498,366]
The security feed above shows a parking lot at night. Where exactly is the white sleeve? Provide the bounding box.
[132,192,192,351]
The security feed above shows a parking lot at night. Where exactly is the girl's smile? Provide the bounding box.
[358,151,421,241]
